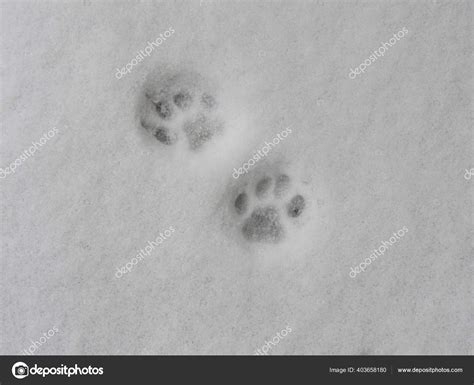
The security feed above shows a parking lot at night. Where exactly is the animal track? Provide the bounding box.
[138,69,224,151]
[183,114,224,150]
[155,100,174,120]
[173,91,193,111]
[233,173,306,243]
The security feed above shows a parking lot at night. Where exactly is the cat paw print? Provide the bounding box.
[138,69,223,151]
[233,173,306,243]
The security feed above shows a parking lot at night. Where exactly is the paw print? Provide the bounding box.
[138,70,223,151]
[233,173,306,243]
